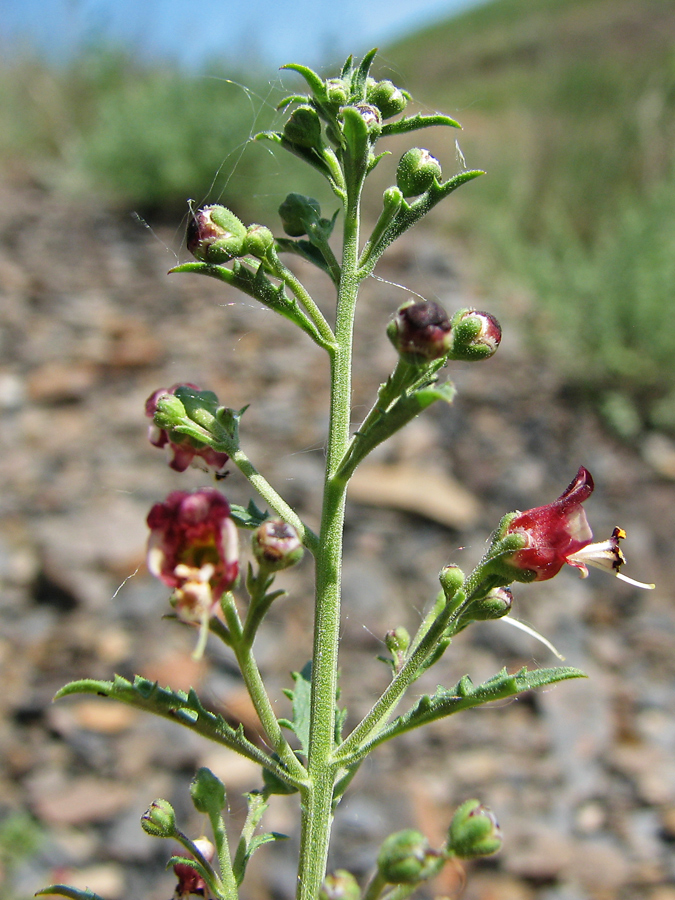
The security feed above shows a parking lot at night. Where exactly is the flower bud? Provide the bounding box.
[377,829,435,885]
[319,870,361,900]
[385,626,410,657]
[387,299,452,362]
[463,586,513,622]
[447,799,502,859]
[173,837,215,898]
[283,105,323,148]
[145,384,229,476]
[140,798,177,838]
[439,564,465,599]
[279,193,322,237]
[396,148,442,197]
[252,520,304,572]
[190,767,226,815]
[325,78,349,108]
[367,80,408,119]
[352,102,382,135]
[243,223,275,259]
[186,205,247,263]
[448,309,502,361]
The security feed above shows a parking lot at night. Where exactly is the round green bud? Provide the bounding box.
[325,79,349,108]
[283,105,323,149]
[319,870,360,900]
[140,798,177,838]
[396,148,442,198]
[190,767,226,815]
[367,80,409,118]
[278,193,322,237]
[465,586,513,622]
[448,309,502,361]
[439,565,465,600]
[153,392,188,430]
[385,626,410,657]
[447,799,502,859]
[243,224,275,259]
[377,829,432,885]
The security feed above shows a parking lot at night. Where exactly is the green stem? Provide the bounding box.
[334,589,467,766]
[227,446,320,556]
[208,811,238,900]
[268,249,337,347]
[296,168,365,900]
[222,595,308,784]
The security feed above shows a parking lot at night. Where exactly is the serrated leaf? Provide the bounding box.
[54,675,274,770]
[230,500,269,529]
[37,887,105,900]
[367,666,586,749]
[283,661,312,755]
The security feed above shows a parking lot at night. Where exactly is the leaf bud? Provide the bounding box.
[396,148,442,197]
[279,193,322,237]
[252,520,304,572]
[242,223,275,259]
[140,798,177,838]
[448,309,502,361]
[387,299,453,362]
[319,870,361,900]
[439,564,465,600]
[190,767,226,815]
[367,79,409,119]
[186,205,247,263]
[283,105,323,148]
[377,829,435,885]
[447,799,502,859]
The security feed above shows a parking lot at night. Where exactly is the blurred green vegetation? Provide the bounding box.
[0,811,43,900]
[1,0,674,429]
[0,49,328,220]
[386,0,675,432]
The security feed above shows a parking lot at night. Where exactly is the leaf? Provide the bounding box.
[280,661,312,755]
[275,238,334,277]
[230,500,269,530]
[345,667,587,761]
[380,112,461,137]
[373,666,586,747]
[37,888,105,900]
[54,675,274,770]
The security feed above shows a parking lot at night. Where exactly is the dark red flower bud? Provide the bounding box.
[448,309,502,361]
[252,520,304,572]
[186,205,246,263]
[387,299,453,362]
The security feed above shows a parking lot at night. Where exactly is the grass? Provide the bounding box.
[384,0,675,431]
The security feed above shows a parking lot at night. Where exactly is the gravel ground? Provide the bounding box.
[0,179,674,900]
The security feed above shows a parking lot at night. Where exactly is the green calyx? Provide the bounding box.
[187,205,247,263]
[376,830,437,885]
[396,148,442,198]
[140,798,177,838]
[447,799,502,859]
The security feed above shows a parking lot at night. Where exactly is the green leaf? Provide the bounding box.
[54,675,276,771]
[380,112,461,137]
[230,500,269,530]
[37,888,105,900]
[168,260,327,348]
[368,666,586,750]
[338,380,456,480]
[275,238,335,278]
[280,661,312,755]
[280,63,326,100]
[351,47,378,101]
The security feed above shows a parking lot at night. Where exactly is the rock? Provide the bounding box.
[348,462,480,528]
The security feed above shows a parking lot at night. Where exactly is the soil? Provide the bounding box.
[1,178,674,900]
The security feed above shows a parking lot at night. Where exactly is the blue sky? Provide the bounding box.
[1,0,486,69]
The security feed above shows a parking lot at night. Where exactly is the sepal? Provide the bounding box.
[447,799,502,859]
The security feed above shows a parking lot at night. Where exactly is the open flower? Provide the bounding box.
[145,384,229,477]
[147,490,239,656]
[504,466,653,589]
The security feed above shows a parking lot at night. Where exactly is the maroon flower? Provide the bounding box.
[387,299,453,361]
[147,490,239,654]
[173,837,215,898]
[145,384,229,477]
[504,467,653,588]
